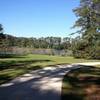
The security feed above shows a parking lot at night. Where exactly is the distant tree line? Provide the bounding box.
[0,0,100,59]
[0,34,71,50]
[0,24,71,56]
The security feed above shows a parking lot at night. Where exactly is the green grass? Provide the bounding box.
[95,65,100,68]
[0,54,100,84]
[61,66,100,100]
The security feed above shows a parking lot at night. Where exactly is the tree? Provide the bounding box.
[0,24,5,39]
[0,24,3,34]
[0,24,6,46]
[72,0,100,59]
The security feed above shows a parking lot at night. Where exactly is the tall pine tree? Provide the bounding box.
[72,0,100,59]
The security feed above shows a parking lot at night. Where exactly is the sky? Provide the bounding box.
[0,0,80,38]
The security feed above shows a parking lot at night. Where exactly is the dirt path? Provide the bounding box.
[74,62,100,66]
[0,62,100,100]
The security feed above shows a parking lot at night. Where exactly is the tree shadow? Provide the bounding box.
[0,64,99,100]
[0,59,52,70]
[0,54,27,58]
[0,64,72,100]
[0,59,52,84]
[61,66,100,100]
[0,75,12,85]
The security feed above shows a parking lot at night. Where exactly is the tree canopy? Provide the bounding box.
[72,0,100,59]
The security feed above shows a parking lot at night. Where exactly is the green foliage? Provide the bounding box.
[72,36,100,59]
[0,24,72,56]
[89,45,100,59]
[0,24,3,34]
[0,32,71,55]
[72,0,100,59]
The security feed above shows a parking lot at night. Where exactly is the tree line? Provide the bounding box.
[0,33,71,51]
[0,0,100,59]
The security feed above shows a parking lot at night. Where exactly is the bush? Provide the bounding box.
[73,45,100,60]
[89,46,100,59]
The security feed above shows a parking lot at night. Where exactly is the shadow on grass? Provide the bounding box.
[0,59,52,84]
[0,75,12,84]
[0,59,51,70]
[0,63,73,100]
[0,54,27,58]
[61,66,100,100]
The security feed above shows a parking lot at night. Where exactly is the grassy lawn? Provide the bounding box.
[95,65,100,68]
[0,54,99,84]
[61,66,100,100]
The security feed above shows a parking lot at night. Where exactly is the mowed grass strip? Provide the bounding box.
[0,54,100,84]
[61,65,100,100]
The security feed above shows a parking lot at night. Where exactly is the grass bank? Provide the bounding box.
[61,66,100,100]
[0,54,99,84]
